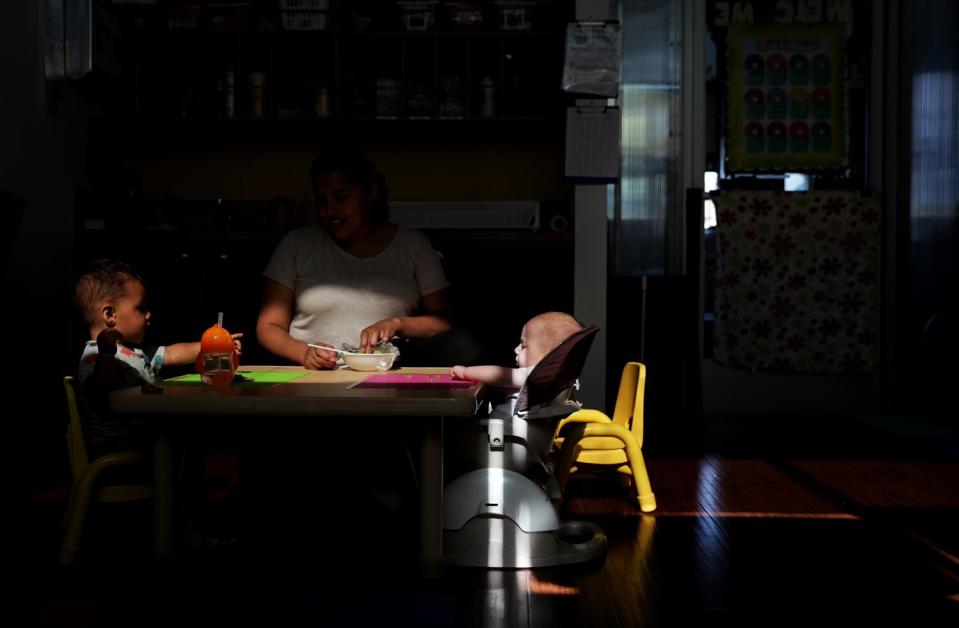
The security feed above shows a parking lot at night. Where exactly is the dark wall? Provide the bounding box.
[1,1,91,493]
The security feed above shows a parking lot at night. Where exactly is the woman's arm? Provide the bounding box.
[409,288,454,335]
[257,278,336,369]
[359,288,453,351]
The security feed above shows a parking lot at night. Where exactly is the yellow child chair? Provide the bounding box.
[60,376,152,565]
[552,362,656,512]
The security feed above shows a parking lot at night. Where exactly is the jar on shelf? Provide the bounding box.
[439,75,466,119]
[406,83,434,118]
[376,78,401,118]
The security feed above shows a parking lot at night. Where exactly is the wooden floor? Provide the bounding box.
[15,414,959,627]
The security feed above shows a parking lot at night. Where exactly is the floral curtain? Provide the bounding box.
[712,190,880,373]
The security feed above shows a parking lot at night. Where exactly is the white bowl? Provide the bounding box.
[340,351,397,372]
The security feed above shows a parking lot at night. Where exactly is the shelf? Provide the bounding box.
[108,2,570,127]
[92,115,565,146]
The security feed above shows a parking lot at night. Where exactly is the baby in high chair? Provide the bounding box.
[450,312,582,413]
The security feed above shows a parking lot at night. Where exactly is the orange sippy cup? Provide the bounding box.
[196,313,238,387]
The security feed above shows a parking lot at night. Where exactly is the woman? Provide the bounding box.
[257,146,470,369]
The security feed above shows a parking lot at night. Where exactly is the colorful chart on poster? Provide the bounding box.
[727,24,846,171]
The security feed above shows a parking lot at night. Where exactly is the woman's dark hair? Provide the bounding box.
[309,145,389,222]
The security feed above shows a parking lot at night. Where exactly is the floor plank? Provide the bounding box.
[784,459,959,509]
[564,457,855,519]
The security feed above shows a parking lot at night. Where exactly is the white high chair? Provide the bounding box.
[443,325,607,568]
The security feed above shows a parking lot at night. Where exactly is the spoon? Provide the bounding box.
[307,343,351,354]
[309,341,399,354]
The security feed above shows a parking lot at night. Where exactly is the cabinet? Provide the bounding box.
[111,1,570,128]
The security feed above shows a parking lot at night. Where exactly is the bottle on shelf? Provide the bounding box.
[222,70,235,118]
[479,75,496,117]
[315,86,331,118]
[249,72,266,118]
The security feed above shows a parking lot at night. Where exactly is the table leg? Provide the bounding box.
[154,422,174,558]
[420,415,443,575]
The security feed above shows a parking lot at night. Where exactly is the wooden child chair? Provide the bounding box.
[60,376,152,565]
[552,362,657,512]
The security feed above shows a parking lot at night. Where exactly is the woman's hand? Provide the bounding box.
[359,318,401,353]
[231,333,243,355]
[303,342,338,370]
[450,365,468,380]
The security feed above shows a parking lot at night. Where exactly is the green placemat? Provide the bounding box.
[164,371,309,386]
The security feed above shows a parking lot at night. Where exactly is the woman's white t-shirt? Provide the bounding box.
[263,224,449,348]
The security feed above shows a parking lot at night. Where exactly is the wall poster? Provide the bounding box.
[726,24,846,172]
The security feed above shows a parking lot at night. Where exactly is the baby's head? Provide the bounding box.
[515,312,583,368]
[75,259,150,343]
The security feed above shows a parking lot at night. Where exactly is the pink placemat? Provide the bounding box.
[349,374,475,389]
